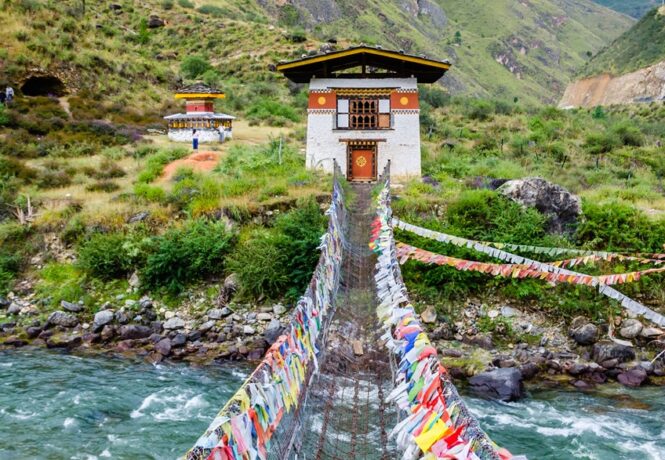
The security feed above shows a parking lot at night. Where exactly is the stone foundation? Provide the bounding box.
[167,129,232,143]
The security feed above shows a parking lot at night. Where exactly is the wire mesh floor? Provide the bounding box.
[291,184,400,459]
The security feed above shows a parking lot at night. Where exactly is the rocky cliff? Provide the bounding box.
[559,59,665,108]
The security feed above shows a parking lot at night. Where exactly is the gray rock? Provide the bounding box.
[207,308,231,320]
[60,300,83,312]
[243,325,256,335]
[171,333,186,347]
[118,325,152,340]
[592,341,636,364]
[163,317,186,330]
[571,323,598,346]
[619,319,643,339]
[101,325,115,341]
[420,306,437,324]
[128,271,141,289]
[640,327,664,339]
[155,338,172,356]
[500,306,519,318]
[46,334,82,348]
[469,368,524,402]
[499,177,581,233]
[519,362,540,380]
[187,331,202,342]
[147,15,165,28]
[0,297,11,308]
[7,302,21,315]
[115,310,130,325]
[93,310,114,331]
[127,211,149,224]
[199,320,215,333]
[273,304,286,316]
[263,319,283,343]
[257,312,272,322]
[47,311,79,328]
[26,326,42,339]
[618,367,648,387]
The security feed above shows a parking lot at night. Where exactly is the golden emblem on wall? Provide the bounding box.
[356,155,367,167]
[400,96,409,106]
[318,96,327,105]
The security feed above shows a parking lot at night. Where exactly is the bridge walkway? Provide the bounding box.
[293,184,399,459]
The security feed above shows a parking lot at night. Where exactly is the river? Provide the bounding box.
[1,348,663,459]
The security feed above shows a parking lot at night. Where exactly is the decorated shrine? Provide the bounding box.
[276,46,451,180]
[164,83,235,143]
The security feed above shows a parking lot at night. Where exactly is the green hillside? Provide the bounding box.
[582,7,665,76]
[0,0,633,107]
[591,0,660,18]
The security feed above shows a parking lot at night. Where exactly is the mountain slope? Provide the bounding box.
[0,0,632,107]
[581,6,665,77]
[259,0,633,103]
[591,0,660,18]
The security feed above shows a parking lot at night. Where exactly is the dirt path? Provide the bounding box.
[159,151,222,182]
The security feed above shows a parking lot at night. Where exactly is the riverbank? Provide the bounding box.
[2,286,664,396]
[1,348,663,459]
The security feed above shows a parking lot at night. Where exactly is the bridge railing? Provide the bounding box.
[370,171,514,459]
[184,162,347,460]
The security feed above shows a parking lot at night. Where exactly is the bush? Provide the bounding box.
[180,55,212,79]
[0,249,20,295]
[86,181,120,193]
[246,100,300,124]
[227,229,290,300]
[0,104,8,126]
[78,233,134,279]
[161,0,174,9]
[466,100,494,121]
[576,201,665,252]
[198,4,225,16]
[611,122,645,147]
[36,263,86,307]
[228,198,325,300]
[137,147,188,183]
[178,0,194,7]
[142,219,236,292]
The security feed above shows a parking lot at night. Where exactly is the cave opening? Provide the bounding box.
[20,75,67,97]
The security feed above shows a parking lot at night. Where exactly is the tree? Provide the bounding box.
[454,31,462,45]
[180,55,212,79]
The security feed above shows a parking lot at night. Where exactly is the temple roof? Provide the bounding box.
[276,46,451,84]
[174,83,225,99]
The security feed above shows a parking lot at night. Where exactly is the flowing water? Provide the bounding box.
[1,348,664,460]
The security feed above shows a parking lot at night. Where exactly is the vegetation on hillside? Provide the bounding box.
[582,7,665,76]
[591,0,660,18]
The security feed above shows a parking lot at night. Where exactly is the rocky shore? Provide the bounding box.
[0,275,287,365]
[2,283,664,401]
[422,301,665,401]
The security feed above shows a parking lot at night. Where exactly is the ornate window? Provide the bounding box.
[337,97,391,130]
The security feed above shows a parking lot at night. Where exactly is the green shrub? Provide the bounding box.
[161,0,174,9]
[36,263,87,307]
[0,104,8,126]
[78,233,134,279]
[198,4,225,16]
[180,55,212,79]
[86,181,120,193]
[178,0,194,7]
[228,198,325,300]
[576,201,665,252]
[227,229,290,300]
[246,100,300,124]
[466,100,494,121]
[137,147,188,183]
[0,249,20,295]
[142,219,236,292]
[611,122,645,147]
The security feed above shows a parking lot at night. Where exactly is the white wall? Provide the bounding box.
[306,78,421,180]
[167,129,231,143]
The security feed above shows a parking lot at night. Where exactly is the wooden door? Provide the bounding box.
[350,148,375,181]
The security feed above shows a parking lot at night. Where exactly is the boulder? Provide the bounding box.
[257,312,272,322]
[147,15,165,28]
[115,310,130,325]
[619,319,643,339]
[155,338,172,356]
[469,368,524,402]
[640,327,664,339]
[127,211,149,224]
[421,306,437,324]
[47,311,79,328]
[7,302,21,315]
[617,367,648,387]
[163,317,186,330]
[199,320,215,333]
[101,325,115,341]
[60,300,83,312]
[93,310,114,331]
[243,325,256,335]
[518,362,540,380]
[498,177,581,233]
[0,297,10,308]
[171,333,186,348]
[46,334,82,349]
[264,319,283,343]
[208,308,231,320]
[592,341,636,364]
[118,325,152,340]
[570,323,598,346]
[273,304,287,316]
[25,326,42,339]
[128,271,141,289]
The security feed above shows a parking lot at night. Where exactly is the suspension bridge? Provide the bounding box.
[183,164,516,460]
